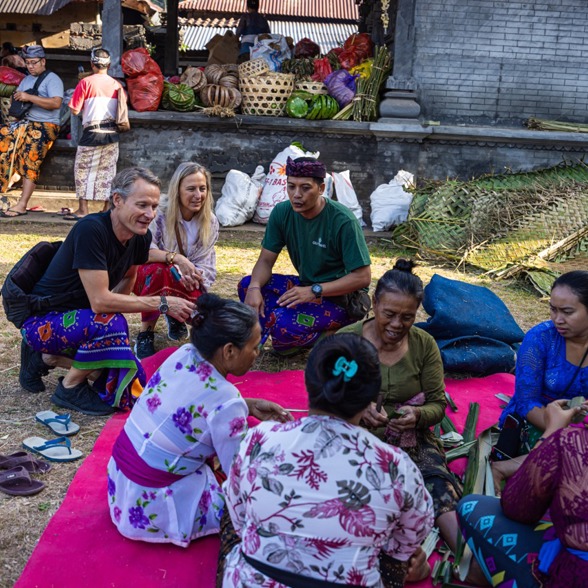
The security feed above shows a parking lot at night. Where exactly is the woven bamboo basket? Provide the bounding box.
[238,58,269,79]
[0,98,11,124]
[295,81,328,95]
[240,73,295,117]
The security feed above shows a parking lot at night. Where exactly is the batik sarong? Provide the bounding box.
[0,120,59,192]
[21,309,145,409]
[133,262,203,323]
[458,495,553,588]
[238,274,353,351]
[74,143,119,201]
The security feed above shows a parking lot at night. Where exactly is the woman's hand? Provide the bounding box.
[175,255,203,291]
[246,398,293,422]
[543,398,582,436]
[361,402,389,428]
[406,547,431,583]
[387,406,420,433]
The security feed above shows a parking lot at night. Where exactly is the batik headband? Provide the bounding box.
[91,48,111,67]
[285,157,327,179]
[22,45,45,59]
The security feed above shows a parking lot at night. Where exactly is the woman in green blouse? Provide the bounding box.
[340,260,465,582]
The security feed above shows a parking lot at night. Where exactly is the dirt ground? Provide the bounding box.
[0,219,549,588]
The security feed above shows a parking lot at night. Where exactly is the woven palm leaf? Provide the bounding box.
[394,162,588,281]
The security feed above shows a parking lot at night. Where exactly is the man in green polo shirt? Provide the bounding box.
[238,156,371,355]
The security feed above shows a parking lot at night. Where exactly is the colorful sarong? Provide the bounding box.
[238,274,352,351]
[0,120,59,192]
[74,143,119,201]
[21,309,145,409]
[133,262,203,323]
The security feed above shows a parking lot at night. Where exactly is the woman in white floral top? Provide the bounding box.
[106,294,291,547]
[221,333,435,588]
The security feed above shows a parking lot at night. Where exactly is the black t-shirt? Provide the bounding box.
[32,211,151,311]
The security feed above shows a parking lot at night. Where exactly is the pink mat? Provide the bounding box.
[16,348,513,588]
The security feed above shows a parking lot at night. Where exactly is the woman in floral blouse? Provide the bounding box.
[221,333,435,588]
[107,293,291,547]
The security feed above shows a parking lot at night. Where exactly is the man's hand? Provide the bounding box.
[13,91,30,102]
[277,286,315,308]
[361,402,389,428]
[387,406,420,433]
[246,398,293,422]
[244,287,265,317]
[166,296,196,322]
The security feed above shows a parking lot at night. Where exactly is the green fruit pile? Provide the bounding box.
[0,83,17,98]
[161,81,197,112]
[285,91,340,120]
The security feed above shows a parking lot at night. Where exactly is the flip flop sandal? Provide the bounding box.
[0,466,45,497]
[0,208,28,218]
[0,451,52,474]
[22,436,83,463]
[35,411,80,437]
[62,213,83,221]
[27,205,46,212]
[55,207,72,216]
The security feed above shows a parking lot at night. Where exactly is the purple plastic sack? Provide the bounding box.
[324,69,358,108]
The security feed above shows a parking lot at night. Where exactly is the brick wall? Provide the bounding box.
[413,0,588,124]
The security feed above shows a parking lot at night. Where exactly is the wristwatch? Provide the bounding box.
[311,284,323,299]
[158,295,169,315]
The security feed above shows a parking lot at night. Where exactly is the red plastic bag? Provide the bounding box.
[294,38,320,58]
[0,66,25,86]
[343,33,373,61]
[311,57,332,82]
[127,72,164,112]
[338,49,360,71]
[121,48,162,78]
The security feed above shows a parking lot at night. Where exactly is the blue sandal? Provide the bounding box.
[35,410,80,436]
[22,436,83,462]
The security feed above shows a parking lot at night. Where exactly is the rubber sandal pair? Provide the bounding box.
[27,205,46,212]
[55,207,71,216]
[0,466,45,496]
[22,436,83,463]
[0,451,52,474]
[36,410,80,436]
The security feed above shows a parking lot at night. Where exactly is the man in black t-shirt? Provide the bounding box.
[19,167,196,415]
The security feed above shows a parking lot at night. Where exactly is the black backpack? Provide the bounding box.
[1,241,84,328]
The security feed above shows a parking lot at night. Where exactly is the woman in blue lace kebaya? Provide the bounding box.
[493,271,588,482]
[107,294,291,547]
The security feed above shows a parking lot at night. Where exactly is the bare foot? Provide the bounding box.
[490,456,527,496]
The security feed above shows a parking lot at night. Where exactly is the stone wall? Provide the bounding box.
[413,0,588,125]
[41,113,588,226]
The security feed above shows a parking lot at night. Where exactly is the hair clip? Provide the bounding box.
[191,310,205,327]
[332,357,358,382]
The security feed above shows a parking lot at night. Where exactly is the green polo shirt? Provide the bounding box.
[262,198,371,285]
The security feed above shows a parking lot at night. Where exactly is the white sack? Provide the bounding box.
[215,166,265,227]
[332,170,365,227]
[253,144,319,224]
[369,170,415,232]
[250,34,292,71]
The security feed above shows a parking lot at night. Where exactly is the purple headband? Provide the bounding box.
[285,157,326,179]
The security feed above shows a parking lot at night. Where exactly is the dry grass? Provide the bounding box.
[0,220,548,587]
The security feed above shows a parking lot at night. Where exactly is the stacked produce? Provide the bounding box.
[160,64,242,115]
[282,33,391,122]
[0,66,24,99]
